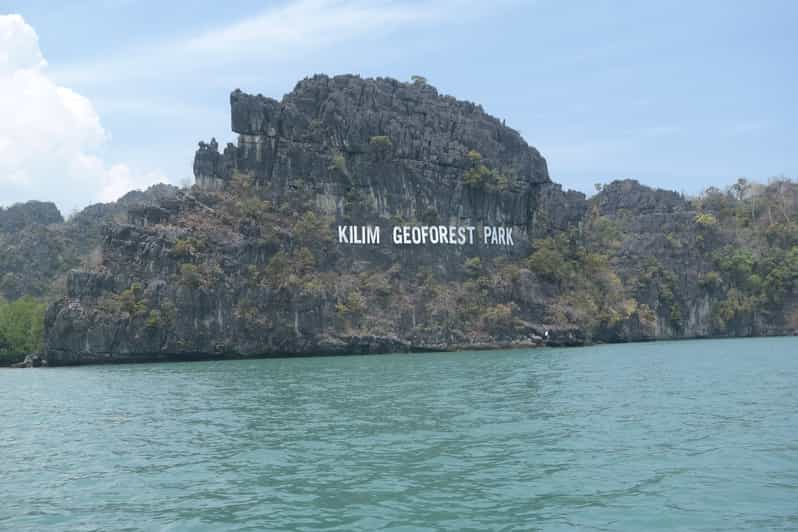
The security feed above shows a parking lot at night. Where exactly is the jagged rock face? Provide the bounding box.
[591,180,797,340]
[0,185,179,301]
[1,224,72,300]
[45,73,568,366]
[1,201,69,300]
[41,175,798,365]
[595,179,685,215]
[590,183,710,339]
[43,206,555,365]
[197,75,550,232]
[193,138,236,190]
[36,77,798,365]
[0,201,63,232]
[530,183,588,237]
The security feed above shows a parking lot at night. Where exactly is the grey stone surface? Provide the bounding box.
[197,75,549,232]
[30,76,798,365]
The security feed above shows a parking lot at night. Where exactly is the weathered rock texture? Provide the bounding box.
[198,75,548,247]
[0,201,63,232]
[27,75,798,365]
[0,186,178,301]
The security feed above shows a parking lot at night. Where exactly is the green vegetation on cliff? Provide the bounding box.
[0,297,46,364]
[7,76,798,363]
[34,173,798,364]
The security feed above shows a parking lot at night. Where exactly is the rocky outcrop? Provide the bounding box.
[31,75,798,365]
[193,138,236,190]
[0,201,63,232]
[530,183,588,237]
[594,179,685,215]
[0,185,179,301]
[199,75,549,241]
[11,353,47,368]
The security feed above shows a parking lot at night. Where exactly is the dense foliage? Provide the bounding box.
[690,179,798,332]
[0,297,46,364]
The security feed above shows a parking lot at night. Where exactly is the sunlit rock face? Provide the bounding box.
[38,75,798,365]
[196,74,550,233]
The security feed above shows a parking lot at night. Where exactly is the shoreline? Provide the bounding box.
[6,332,795,368]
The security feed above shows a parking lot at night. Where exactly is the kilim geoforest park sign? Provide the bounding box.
[337,225,515,246]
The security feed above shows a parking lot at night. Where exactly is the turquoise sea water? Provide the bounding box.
[1,337,797,531]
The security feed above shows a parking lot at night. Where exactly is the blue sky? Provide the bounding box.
[1,0,796,211]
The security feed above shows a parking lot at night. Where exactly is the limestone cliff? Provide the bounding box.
[197,75,548,250]
[30,75,798,365]
[0,186,178,302]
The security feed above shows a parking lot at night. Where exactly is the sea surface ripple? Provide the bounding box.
[1,337,797,531]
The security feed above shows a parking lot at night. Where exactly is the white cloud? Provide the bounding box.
[180,0,436,55]
[0,14,45,73]
[52,0,503,86]
[0,14,168,213]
